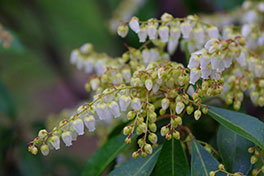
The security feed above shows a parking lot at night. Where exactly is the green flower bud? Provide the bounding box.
[132,152,139,158]
[233,172,241,176]
[233,101,241,111]
[250,155,258,164]
[149,123,157,132]
[127,111,136,120]
[34,138,42,146]
[159,109,166,115]
[202,107,208,114]
[145,79,153,91]
[149,111,157,123]
[194,110,201,120]
[123,126,131,135]
[252,169,258,176]
[192,92,199,100]
[218,163,225,170]
[209,171,215,176]
[148,133,158,144]
[173,131,180,140]
[144,144,152,154]
[248,147,254,153]
[136,126,143,135]
[125,137,131,144]
[166,133,172,140]
[140,123,147,133]
[40,144,49,156]
[117,24,129,38]
[202,81,209,90]
[38,129,48,138]
[161,98,170,110]
[31,146,38,155]
[161,126,169,136]
[141,151,148,158]
[138,138,144,147]
[186,105,194,115]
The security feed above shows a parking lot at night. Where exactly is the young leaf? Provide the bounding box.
[208,106,264,150]
[191,139,224,176]
[81,134,132,176]
[217,125,253,174]
[154,138,189,176]
[109,145,162,176]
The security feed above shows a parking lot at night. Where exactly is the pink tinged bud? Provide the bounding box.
[190,69,201,85]
[119,95,131,112]
[138,26,147,43]
[129,17,140,33]
[73,119,84,135]
[62,131,72,147]
[131,98,141,110]
[158,25,169,42]
[145,79,153,91]
[180,22,191,39]
[84,115,96,132]
[109,101,121,118]
[50,135,60,150]
[40,144,49,156]
[70,49,79,64]
[147,24,157,40]
[176,102,185,114]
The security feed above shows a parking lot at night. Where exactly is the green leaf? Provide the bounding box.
[217,125,253,174]
[154,138,189,176]
[81,134,132,176]
[191,139,224,176]
[109,145,162,176]
[0,80,15,119]
[208,106,264,150]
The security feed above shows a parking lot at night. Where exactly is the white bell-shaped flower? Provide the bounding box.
[188,52,201,69]
[190,68,201,85]
[129,17,140,33]
[180,22,191,39]
[138,26,147,43]
[211,56,224,72]
[108,101,121,118]
[161,98,170,110]
[91,78,100,91]
[72,118,84,135]
[200,55,210,69]
[62,131,72,147]
[84,115,96,132]
[131,98,141,110]
[207,26,219,39]
[80,43,93,54]
[152,84,160,94]
[70,49,79,64]
[236,51,247,67]
[223,57,233,68]
[142,49,150,65]
[241,24,252,37]
[122,69,131,83]
[40,144,49,156]
[170,26,181,41]
[84,60,94,73]
[119,95,131,111]
[49,135,60,150]
[147,24,157,40]
[258,2,264,12]
[193,27,205,45]
[150,49,159,62]
[201,67,211,79]
[158,25,169,42]
[167,40,178,55]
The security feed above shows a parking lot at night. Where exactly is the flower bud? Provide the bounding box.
[73,118,84,135]
[38,129,48,138]
[159,109,165,115]
[123,126,131,135]
[119,95,131,111]
[125,137,131,144]
[148,133,158,144]
[248,147,255,153]
[145,79,153,91]
[108,101,121,118]
[149,123,157,132]
[161,98,170,110]
[49,135,60,150]
[31,146,38,155]
[149,111,157,123]
[137,138,144,147]
[132,152,139,158]
[117,24,129,38]
[218,164,225,170]
[186,105,194,115]
[140,123,147,133]
[209,171,215,176]
[40,144,49,156]
[158,25,169,42]
[136,126,143,135]
[144,144,152,154]
[176,102,185,114]
[202,107,208,114]
[194,110,201,120]
[131,98,141,110]
[250,155,258,164]
[166,133,172,140]
[173,131,180,140]
[141,151,148,158]
[127,111,136,120]
[161,126,169,136]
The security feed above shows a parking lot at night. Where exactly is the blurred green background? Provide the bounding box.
[0,0,244,175]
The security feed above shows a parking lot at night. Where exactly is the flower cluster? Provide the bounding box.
[248,146,264,176]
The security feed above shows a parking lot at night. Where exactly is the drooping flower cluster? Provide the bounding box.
[29,1,264,159]
[248,146,264,175]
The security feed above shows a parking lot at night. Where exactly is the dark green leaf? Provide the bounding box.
[109,145,162,176]
[154,138,189,176]
[210,0,244,10]
[208,106,264,150]
[217,125,253,174]
[0,80,15,119]
[82,134,132,176]
[191,139,224,176]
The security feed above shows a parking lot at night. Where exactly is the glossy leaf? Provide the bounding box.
[109,145,162,176]
[217,125,253,174]
[191,139,224,176]
[154,138,189,176]
[208,106,264,150]
[82,134,132,176]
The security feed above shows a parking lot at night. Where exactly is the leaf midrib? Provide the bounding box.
[193,141,209,176]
